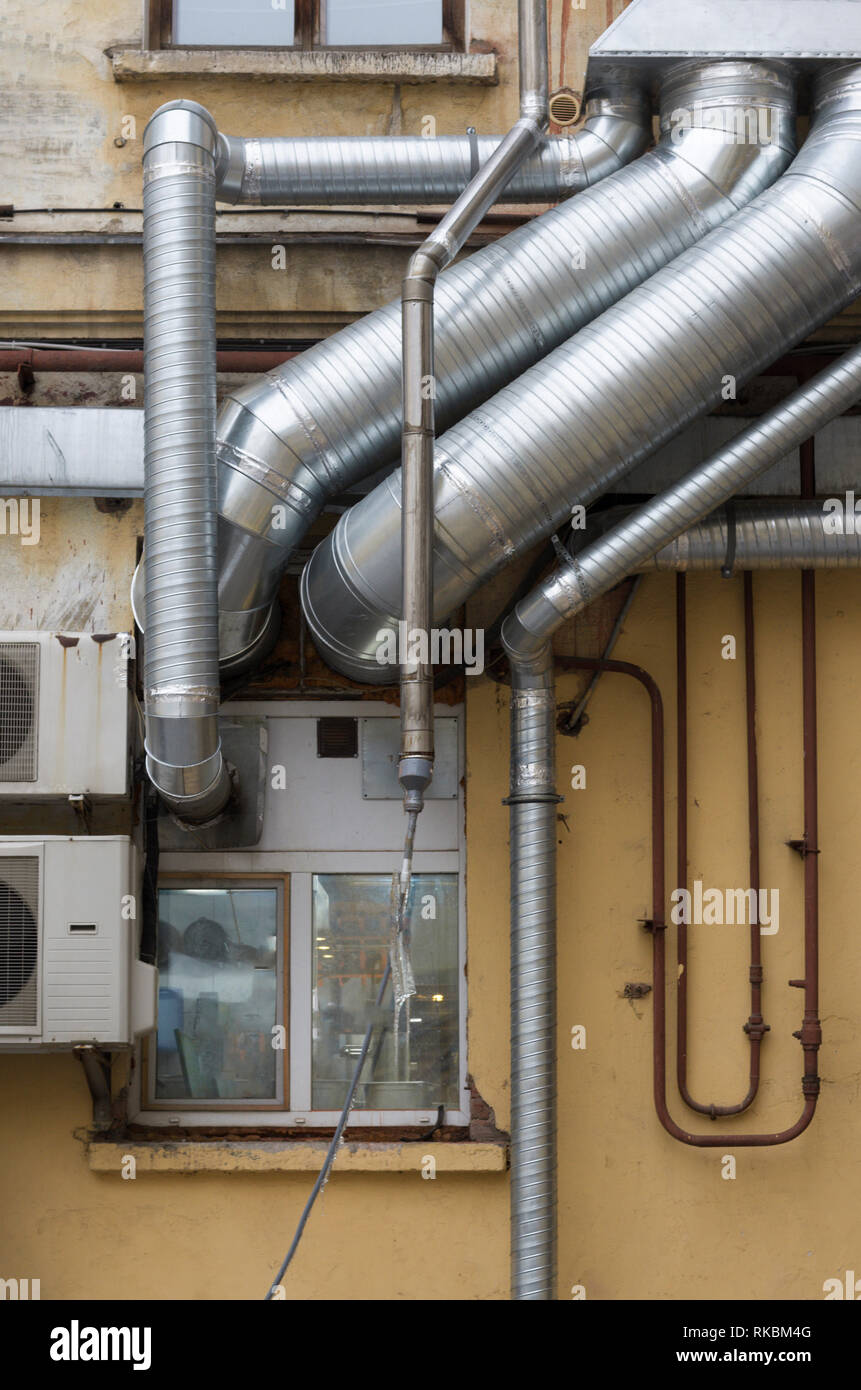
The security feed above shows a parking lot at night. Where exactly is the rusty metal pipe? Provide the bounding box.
[675,571,766,1119]
[556,644,819,1148]
[0,349,301,373]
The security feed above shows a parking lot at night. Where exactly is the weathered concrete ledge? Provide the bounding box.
[88,1140,509,1173]
[109,47,498,85]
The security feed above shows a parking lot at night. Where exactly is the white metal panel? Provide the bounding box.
[255,703,461,852]
[41,839,131,1044]
[0,632,130,798]
[591,0,861,58]
[0,836,153,1049]
[0,408,143,497]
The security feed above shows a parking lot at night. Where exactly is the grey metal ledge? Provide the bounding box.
[109,46,498,85]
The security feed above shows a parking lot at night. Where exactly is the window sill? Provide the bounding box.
[108,47,497,85]
[88,1140,508,1173]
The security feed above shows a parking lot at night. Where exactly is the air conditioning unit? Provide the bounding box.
[0,632,131,798]
[0,836,156,1049]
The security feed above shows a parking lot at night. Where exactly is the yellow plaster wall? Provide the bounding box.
[4,1,859,1304]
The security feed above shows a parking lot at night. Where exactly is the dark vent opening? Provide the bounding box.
[0,879,37,1007]
[0,656,33,767]
[317,717,358,759]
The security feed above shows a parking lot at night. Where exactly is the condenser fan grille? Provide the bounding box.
[0,857,39,1024]
[0,644,38,781]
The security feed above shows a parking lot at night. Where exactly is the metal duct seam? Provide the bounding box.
[219,59,795,672]
[141,99,231,819]
[300,63,861,683]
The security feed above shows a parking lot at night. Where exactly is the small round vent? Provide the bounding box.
[549,88,582,128]
[0,656,34,768]
[0,879,37,1007]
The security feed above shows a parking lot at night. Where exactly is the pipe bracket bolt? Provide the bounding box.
[743,1018,770,1041]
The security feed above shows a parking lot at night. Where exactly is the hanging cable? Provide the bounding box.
[264,811,418,1299]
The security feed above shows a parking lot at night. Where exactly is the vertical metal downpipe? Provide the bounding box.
[507,648,559,1300]
[398,0,549,814]
[141,101,231,819]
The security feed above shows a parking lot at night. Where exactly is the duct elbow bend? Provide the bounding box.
[215,131,246,202]
[145,711,233,821]
[147,747,234,823]
[657,60,797,204]
[144,99,219,160]
[501,608,554,680]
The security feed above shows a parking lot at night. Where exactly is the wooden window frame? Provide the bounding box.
[146,0,467,52]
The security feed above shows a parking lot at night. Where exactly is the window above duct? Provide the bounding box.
[111,0,496,84]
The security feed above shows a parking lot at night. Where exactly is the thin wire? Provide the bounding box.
[264,809,420,1300]
[559,575,643,735]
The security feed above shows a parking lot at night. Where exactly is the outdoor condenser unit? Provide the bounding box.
[0,632,131,798]
[0,837,156,1049]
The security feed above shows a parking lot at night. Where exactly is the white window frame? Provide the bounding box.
[131,700,469,1129]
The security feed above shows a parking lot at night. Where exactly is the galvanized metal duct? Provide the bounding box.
[648,500,861,570]
[214,82,647,206]
[505,649,558,1300]
[509,341,861,646]
[218,59,795,671]
[141,100,231,820]
[300,64,861,683]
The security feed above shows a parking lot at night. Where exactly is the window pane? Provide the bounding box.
[155,886,280,1102]
[325,0,443,46]
[312,873,459,1110]
[174,0,296,47]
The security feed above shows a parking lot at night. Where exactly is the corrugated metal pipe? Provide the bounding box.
[220,59,795,672]
[500,342,861,1302]
[140,100,232,820]
[515,342,861,641]
[398,0,550,815]
[214,82,647,207]
[300,63,861,683]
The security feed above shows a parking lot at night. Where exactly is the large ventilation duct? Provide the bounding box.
[216,60,795,671]
[140,100,232,820]
[215,96,647,206]
[300,64,861,683]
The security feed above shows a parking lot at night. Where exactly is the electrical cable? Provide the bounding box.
[264,811,419,1299]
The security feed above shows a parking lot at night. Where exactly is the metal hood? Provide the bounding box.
[589,0,861,71]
